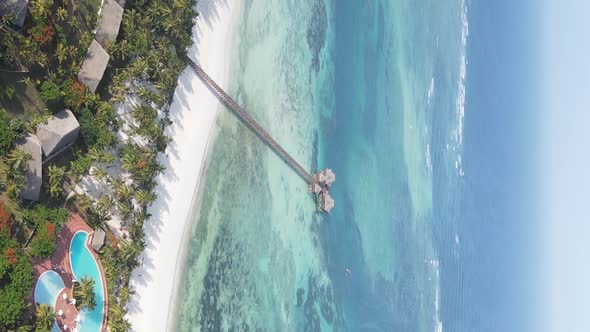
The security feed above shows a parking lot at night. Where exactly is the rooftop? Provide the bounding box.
[317,168,336,185]
[95,0,124,48]
[15,133,42,201]
[77,39,110,93]
[320,191,335,213]
[0,0,28,27]
[90,229,106,252]
[36,109,80,159]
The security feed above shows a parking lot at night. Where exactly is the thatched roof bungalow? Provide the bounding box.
[36,109,80,161]
[316,168,336,186]
[319,191,334,213]
[95,0,124,48]
[90,229,106,251]
[77,39,110,93]
[15,133,42,201]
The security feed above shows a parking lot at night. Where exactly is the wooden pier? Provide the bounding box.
[187,58,335,213]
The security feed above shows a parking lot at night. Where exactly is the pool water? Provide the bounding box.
[34,270,65,307]
[34,270,64,332]
[69,231,105,332]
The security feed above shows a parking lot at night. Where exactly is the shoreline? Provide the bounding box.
[125,1,242,330]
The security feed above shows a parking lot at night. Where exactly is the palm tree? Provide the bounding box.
[55,42,67,65]
[135,189,156,207]
[35,303,55,331]
[7,148,31,171]
[115,184,133,203]
[91,167,108,182]
[76,194,94,212]
[119,240,141,269]
[117,201,133,220]
[120,153,136,172]
[74,276,96,310]
[88,147,103,162]
[47,165,66,198]
[96,195,114,215]
[56,7,67,22]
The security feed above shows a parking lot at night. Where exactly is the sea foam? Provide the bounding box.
[451,0,468,177]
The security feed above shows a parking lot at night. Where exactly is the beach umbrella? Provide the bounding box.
[62,293,67,300]
[58,309,63,316]
[70,298,76,305]
[63,325,68,331]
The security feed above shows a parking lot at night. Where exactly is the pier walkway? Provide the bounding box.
[187,57,335,213]
[187,58,313,184]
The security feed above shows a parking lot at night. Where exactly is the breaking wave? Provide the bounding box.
[451,0,469,177]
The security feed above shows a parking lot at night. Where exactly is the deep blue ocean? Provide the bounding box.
[172,0,541,330]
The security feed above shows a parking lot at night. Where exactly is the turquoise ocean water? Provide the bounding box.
[172,0,540,330]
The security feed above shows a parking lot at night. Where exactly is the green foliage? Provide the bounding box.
[70,154,93,179]
[0,84,16,101]
[39,81,63,110]
[0,232,33,330]
[119,143,164,190]
[30,113,50,128]
[0,110,25,155]
[0,50,15,67]
[22,205,68,228]
[78,104,118,149]
[29,222,56,258]
[1,147,30,197]
[78,107,99,147]
[47,165,66,198]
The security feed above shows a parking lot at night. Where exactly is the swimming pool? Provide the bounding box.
[69,231,105,332]
[34,270,64,332]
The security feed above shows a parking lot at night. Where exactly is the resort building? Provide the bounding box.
[15,133,42,201]
[0,0,29,28]
[315,168,336,186]
[77,39,110,93]
[95,0,124,48]
[309,182,322,194]
[319,191,335,213]
[36,109,80,162]
[90,229,106,252]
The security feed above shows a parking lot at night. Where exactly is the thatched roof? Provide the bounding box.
[90,229,106,251]
[77,39,110,93]
[0,0,28,27]
[15,134,42,201]
[95,0,124,48]
[320,191,334,213]
[36,109,80,160]
[318,168,336,185]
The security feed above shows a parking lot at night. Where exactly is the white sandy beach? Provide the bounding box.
[126,1,241,330]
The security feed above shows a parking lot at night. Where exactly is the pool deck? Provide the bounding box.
[32,212,109,332]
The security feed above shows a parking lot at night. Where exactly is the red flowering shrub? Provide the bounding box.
[4,247,17,265]
[64,79,86,109]
[46,222,55,236]
[31,24,55,46]
[136,160,147,170]
[0,202,12,234]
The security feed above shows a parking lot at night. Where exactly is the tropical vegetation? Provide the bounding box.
[73,275,97,311]
[34,303,55,332]
[0,203,33,330]
[0,0,200,330]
